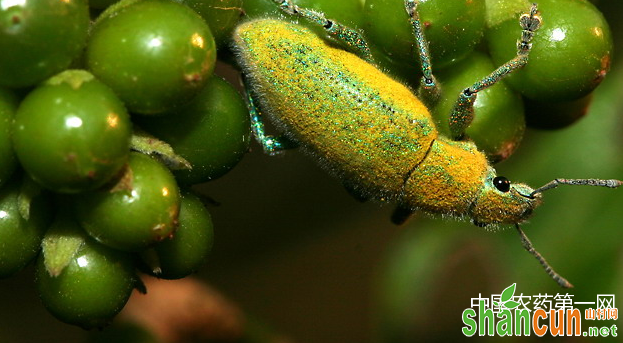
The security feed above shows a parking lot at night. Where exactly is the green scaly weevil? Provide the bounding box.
[232,0,621,288]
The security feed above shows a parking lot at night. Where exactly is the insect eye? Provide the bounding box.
[493,176,511,193]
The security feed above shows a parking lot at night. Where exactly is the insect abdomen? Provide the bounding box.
[234,19,438,199]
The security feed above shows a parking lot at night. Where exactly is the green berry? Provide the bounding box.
[138,76,250,185]
[487,0,612,101]
[0,179,52,278]
[141,191,213,279]
[12,70,131,193]
[175,0,243,47]
[36,213,137,329]
[87,0,217,114]
[0,0,89,88]
[74,152,180,252]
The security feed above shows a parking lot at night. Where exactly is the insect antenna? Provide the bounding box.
[529,178,623,198]
[515,224,573,288]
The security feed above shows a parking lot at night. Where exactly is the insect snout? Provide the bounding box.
[470,176,541,226]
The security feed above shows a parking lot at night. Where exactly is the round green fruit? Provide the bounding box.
[138,76,250,185]
[87,0,217,114]
[141,191,213,279]
[175,0,243,47]
[36,216,137,329]
[0,179,52,278]
[12,70,131,193]
[487,0,612,101]
[74,152,180,252]
[0,0,89,88]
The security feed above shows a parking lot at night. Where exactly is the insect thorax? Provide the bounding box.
[402,137,489,217]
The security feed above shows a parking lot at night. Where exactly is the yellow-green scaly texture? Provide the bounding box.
[234,20,499,218]
[403,138,489,216]
[234,19,436,199]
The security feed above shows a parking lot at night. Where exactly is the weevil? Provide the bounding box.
[232,0,622,288]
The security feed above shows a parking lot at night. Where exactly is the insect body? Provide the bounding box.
[233,2,621,288]
[234,19,539,226]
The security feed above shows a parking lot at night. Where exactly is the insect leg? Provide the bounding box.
[391,205,416,225]
[342,181,371,203]
[448,3,541,140]
[243,82,297,155]
[404,0,440,105]
[270,0,372,62]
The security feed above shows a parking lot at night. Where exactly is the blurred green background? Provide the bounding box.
[2,0,623,342]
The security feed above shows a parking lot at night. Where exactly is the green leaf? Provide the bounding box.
[130,128,192,170]
[500,283,516,303]
[17,175,42,221]
[41,214,86,277]
[493,301,500,307]
[504,300,520,309]
[108,164,134,193]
